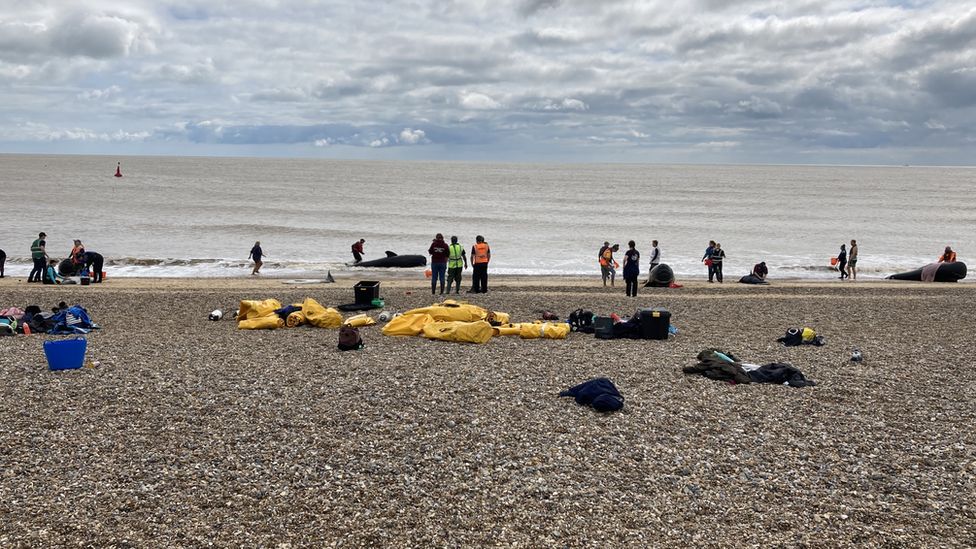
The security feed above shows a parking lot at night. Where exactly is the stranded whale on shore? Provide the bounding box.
[350,251,427,268]
[886,261,967,282]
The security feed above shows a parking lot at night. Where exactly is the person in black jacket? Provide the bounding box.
[84,251,105,283]
[0,248,5,278]
[710,243,726,283]
[837,244,848,280]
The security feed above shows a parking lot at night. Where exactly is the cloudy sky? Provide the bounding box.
[1,0,975,164]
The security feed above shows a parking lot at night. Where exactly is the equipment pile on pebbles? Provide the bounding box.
[1,281,974,546]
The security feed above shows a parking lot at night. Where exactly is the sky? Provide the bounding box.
[1,0,975,164]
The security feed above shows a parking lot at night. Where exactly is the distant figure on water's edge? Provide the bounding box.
[837,244,848,280]
[0,247,5,278]
[249,241,264,275]
[351,239,365,263]
[847,239,858,280]
[115,162,123,177]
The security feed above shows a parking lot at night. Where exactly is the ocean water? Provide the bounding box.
[2,154,974,279]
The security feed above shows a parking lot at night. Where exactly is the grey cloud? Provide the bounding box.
[922,67,976,108]
[0,10,152,62]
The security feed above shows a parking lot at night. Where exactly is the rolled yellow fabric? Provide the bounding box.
[286,311,306,327]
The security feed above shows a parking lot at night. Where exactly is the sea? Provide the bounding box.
[2,154,974,280]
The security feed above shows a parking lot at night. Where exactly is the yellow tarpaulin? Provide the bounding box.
[421,320,494,344]
[519,322,571,340]
[237,299,282,321]
[382,313,435,336]
[343,314,376,328]
[238,316,285,330]
[302,298,342,328]
[491,323,522,336]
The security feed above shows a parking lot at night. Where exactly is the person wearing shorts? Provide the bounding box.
[847,239,858,280]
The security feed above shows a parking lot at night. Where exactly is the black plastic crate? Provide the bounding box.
[354,281,380,304]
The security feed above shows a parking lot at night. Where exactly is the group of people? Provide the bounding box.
[427,234,490,295]
[835,240,860,280]
[23,232,104,285]
[598,240,659,297]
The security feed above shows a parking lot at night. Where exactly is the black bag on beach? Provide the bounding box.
[568,309,595,333]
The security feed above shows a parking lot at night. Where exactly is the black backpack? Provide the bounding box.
[568,309,595,333]
[338,325,363,351]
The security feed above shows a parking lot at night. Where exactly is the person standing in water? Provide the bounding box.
[837,244,848,279]
[847,239,858,280]
[447,236,468,294]
[469,235,491,293]
[623,240,640,297]
[249,241,264,275]
[428,233,449,295]
[351,239,365,263]
[703,240,716,282]
[29,232,48,283]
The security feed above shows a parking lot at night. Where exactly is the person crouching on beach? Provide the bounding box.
[43,259,66,285]
[940,246,957,263]
[249,241,264,275]
[752,261,768,281]
[85,250,104,283]
[70,240,86,269]
[623,240,640,297]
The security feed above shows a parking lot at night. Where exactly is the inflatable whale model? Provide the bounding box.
[351,251,427,268]
[887,261,967,282]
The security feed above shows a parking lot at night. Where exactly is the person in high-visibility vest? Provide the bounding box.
[447,235,468,294]
[469,235,491,293]
[29,231,48,283]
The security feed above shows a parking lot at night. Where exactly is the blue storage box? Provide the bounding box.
[44,338,87,371]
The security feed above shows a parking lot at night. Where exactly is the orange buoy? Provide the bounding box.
[114,162,123,177]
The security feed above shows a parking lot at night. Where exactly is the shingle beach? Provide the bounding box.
[1,276,974,547]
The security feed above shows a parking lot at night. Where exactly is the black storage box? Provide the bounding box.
[80,277,91,286]
[354,281,381,305]
[594,316,615,339]
[639,308,670,340]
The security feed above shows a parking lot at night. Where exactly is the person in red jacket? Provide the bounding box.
[428,233,450,295]
[351,239,365,263]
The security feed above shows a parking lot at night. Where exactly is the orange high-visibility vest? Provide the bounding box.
[473,242,490,264]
